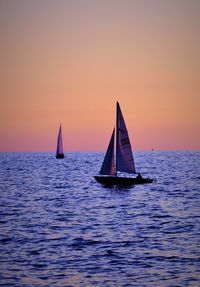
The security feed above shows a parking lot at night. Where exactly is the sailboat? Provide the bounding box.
[56,124,65,159]
[94,102,153,185]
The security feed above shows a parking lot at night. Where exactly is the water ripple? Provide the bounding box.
[0,151,200,286]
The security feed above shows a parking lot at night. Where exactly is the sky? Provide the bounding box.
[0,0,199,152]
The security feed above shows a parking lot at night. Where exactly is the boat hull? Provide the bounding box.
[94,175,153,185]
[56,154,65,159]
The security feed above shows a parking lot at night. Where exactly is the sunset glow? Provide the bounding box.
[0,0,199,151]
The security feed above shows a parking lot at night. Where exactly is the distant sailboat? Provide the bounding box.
[94,102,153,185]
[56,124,64,159]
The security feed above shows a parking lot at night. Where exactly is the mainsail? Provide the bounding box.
[100,129,115,175]
[116,102,136,174]
[56,124,64,158]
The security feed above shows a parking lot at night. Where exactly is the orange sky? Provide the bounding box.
[0,0,199,152]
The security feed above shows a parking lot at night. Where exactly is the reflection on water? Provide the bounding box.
[0,151,200,286]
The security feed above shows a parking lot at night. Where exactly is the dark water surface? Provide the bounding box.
[0,151,200,287]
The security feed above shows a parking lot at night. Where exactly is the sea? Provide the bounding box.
[0,151,200,287]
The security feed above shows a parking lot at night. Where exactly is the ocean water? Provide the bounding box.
[0,151,200,287]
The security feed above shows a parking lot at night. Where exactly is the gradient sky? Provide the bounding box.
[0,0,199,152]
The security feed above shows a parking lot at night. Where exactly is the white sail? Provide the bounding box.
[116,102,136,174]
[100,129,115,175]
[56,124,64,157]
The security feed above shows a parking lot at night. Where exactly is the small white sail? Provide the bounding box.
[100,129,115,175]
[56,124,64,158]
[116,102,136,174]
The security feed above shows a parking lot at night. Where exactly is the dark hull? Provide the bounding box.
[94,175,153,185]
[56,154,65,159]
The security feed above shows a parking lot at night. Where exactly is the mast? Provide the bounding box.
[116,102,119,176]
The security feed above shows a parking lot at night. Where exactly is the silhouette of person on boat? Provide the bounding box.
[136,173,143,180]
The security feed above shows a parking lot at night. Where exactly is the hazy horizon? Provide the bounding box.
[0,149,199,154]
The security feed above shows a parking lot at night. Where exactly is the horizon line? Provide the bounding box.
[0,149,199,153]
